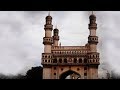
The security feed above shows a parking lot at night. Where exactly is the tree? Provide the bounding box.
[26,66,43,79]
[0,66,43,79]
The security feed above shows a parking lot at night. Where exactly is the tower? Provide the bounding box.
[42,12,100,79]
[87,12,100,79]
[53,26,59,46]
[88,12,98,52]
[42,13,53,79]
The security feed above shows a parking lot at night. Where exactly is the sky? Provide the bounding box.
[0,11,120,78]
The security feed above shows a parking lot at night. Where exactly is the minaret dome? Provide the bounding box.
[89,14,96,20]
[46,11,52,19]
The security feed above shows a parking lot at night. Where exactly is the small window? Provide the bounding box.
[84,59,87,63]
[59,59,62,63]
[84,67,87,70]
[53,59,57,63]
[89,60,91,63]
[54,73,56,75]
[61,68,63,71]
[90,55,91,58]
[89,55,90,58]
[45,60,47,62]
[79,59,82,63]
[64,59,67,63]
[77,68,80,71]
[54,67,56,70]
[74,58,77,63]
[84,73,87,76]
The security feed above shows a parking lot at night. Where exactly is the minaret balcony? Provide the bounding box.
[88,36,98,44]
[43,37,53,45]
[44,25,53,30]
[89,24,97,29]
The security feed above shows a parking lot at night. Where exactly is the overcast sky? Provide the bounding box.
[0,11,119,78]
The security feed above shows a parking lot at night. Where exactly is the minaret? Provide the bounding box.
[87,12,100,79]
[53,25,59,46]
[88,12,98,52]
[42,12,53,79]
[43,12,53,53]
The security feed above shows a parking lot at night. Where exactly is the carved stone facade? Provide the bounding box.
[41,12,100,79]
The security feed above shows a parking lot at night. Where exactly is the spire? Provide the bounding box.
[88,11,97,29]
[59,42,61,46]
[89,11,96,20]
[92,11,94,15]
[53,24,59,36]
[48,11,50,16]
[45,11,52,22]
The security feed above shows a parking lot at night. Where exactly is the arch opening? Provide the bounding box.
[59,70,81,79]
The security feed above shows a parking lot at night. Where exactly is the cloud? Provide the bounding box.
[95,11,120,77]
[0,11,44,75]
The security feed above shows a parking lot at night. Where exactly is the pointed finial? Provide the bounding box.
[92,11,94,15]
[48,11,50,16]
[59,42,61,46]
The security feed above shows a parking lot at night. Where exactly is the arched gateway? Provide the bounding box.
[59,70,81,79]
[41,12,100,79]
